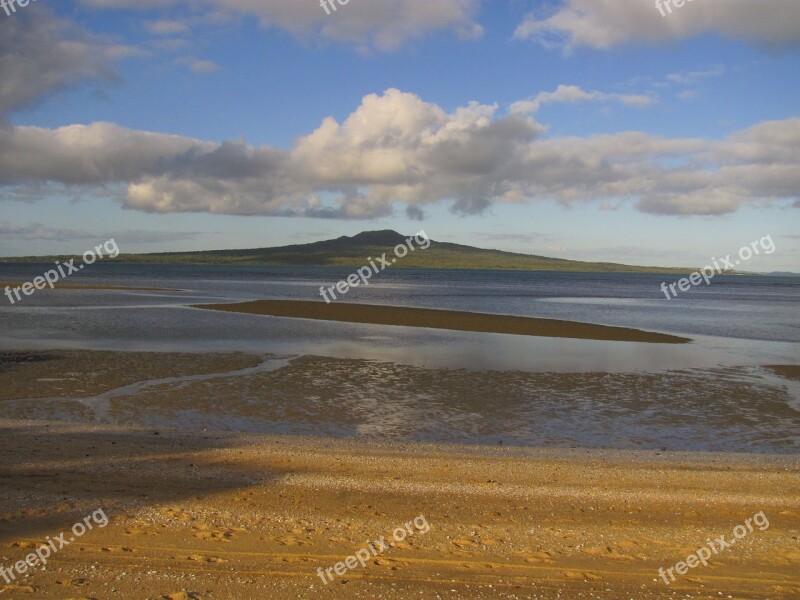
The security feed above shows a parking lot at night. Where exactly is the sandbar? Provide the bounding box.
[193,300,691,344]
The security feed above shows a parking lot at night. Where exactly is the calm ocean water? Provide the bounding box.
[1,263,797,367]
[1,263,798,452]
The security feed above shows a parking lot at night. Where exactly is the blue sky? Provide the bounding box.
[1,0,798,271]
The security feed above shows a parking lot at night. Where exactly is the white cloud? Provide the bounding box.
[0,89,798,218]
[175,57,220,73]
[80,0,483,52]
[0,8,118,118]
[0,122,215,186]
[514,0,800,50]
[666,66,726,85]
[510,84,655,114]
[145,20,190,35]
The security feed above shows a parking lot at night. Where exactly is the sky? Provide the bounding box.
[0,0,798,271]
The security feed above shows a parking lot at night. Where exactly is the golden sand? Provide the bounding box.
[0,421,797,599]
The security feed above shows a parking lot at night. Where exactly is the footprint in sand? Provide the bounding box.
[187,554,228,563]
[524,551,556,564]
[582,545,636,561]
[125,524,160,537]
[274,535,307,546]
[773,549,800,564]
[373,558,409,570]
[56,578,89,587]
[563,571,601,581]
[773,585,800,595]
[193,529,235,542]
[281,556,313,564]
[2,584,36,593]
[234,491,258,505]
[162,507,193,521]
[101,546,136,553]
[615,540,642,551]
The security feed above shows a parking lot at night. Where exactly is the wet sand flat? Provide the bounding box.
[766,365,800,380]
[2,351,798,452]
[0,420,798,599]
[193,300,691,344]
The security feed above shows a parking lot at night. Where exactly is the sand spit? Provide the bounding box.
[194,300,691,344]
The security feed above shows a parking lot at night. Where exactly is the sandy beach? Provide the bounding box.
[0,419,798,599]
[0,349,798,598]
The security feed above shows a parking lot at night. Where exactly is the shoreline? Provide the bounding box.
[193,300,692,344]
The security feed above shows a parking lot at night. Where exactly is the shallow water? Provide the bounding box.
[1,264,798,451]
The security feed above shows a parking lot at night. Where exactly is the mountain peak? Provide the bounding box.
[344,230,408,246]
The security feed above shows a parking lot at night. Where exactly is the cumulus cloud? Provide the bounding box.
[510,84,655,114]
[0,122,215,186]
[0,88,798,218]
[118,89,545,217]
[514,0,800,50]
[80,0,483,52]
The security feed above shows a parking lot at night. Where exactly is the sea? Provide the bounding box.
[1,263,798,452]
